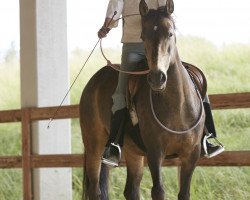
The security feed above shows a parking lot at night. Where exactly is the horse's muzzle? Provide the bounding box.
[147,70,167,91]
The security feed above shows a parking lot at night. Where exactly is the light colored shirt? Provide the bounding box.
[105,0,166,43]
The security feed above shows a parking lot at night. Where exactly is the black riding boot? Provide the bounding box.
[203,98,224,158]
[102,108,128,167]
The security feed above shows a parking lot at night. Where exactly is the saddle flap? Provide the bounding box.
[126,75,144,126]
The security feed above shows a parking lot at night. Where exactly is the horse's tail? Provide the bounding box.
[99,163,110,200]
[82,153,89,200]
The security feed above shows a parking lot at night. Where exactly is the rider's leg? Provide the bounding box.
[102,43,146,167]
[203,94,224,158]
[102,107,128,167]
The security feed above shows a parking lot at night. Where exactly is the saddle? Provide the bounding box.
[182,61,207,99]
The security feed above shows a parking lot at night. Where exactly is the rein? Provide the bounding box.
[100,40,150,75]
[100,14,150,75]
[149,87,204,134]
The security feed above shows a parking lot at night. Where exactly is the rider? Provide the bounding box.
[98,0,224,167]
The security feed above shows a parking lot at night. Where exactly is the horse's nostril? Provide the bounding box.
[160,72,166,84]
[147,70,167,88]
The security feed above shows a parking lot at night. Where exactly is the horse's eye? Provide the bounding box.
[168,32,173,38]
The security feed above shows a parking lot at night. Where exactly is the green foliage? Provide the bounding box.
[177,36,250,94]
[0,62,20,110]
[0,169,22,200]
[69,47,121,105]
[0,36,249,199]
[0,123,21,156]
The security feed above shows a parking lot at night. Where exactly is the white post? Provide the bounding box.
[20,0,72,199]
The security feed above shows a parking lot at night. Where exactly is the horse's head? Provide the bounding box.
[140,0,176,92]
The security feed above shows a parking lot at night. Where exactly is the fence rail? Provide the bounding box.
[0,151,250,169]
[0,92,250,200]
[1,92,250,124]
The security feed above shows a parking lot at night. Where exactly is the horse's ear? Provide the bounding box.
[139,0,149,16]
[165,0,174,15]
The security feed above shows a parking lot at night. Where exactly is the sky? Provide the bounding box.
[0,0,250,58]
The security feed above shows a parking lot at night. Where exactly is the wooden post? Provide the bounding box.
[22,108,32,200]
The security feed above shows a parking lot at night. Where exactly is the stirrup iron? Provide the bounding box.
[101,143,121,167]
[203,133,224,158]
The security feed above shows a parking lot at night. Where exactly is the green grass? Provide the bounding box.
[71,166,250,200]
[0,36,250,199]
[0,169,22,200]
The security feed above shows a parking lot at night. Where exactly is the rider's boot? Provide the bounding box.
[202,99,224,158]
[102,108,128,167]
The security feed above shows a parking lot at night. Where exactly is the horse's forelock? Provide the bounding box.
[143,9,176,30]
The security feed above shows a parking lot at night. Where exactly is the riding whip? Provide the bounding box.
[47,11,117,128]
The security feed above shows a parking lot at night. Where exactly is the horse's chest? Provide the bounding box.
[142,130,197,155]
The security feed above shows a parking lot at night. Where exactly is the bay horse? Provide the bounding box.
[79,0,205,199]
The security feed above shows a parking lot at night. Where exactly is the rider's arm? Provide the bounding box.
[105,0,123,28]
[98,0,123,38]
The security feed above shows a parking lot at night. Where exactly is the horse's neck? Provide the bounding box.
[162,55,199,112]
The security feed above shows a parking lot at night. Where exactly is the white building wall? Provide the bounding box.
[20,0,72,199]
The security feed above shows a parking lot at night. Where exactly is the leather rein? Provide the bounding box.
[100,39,150,75]
[150,87,204,134]
[100,13,150,75]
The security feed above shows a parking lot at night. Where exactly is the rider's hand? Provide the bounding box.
[98,26,111,39]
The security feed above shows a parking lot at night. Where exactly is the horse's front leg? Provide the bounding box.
[147,150,165,200]
[178,145,201,200]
